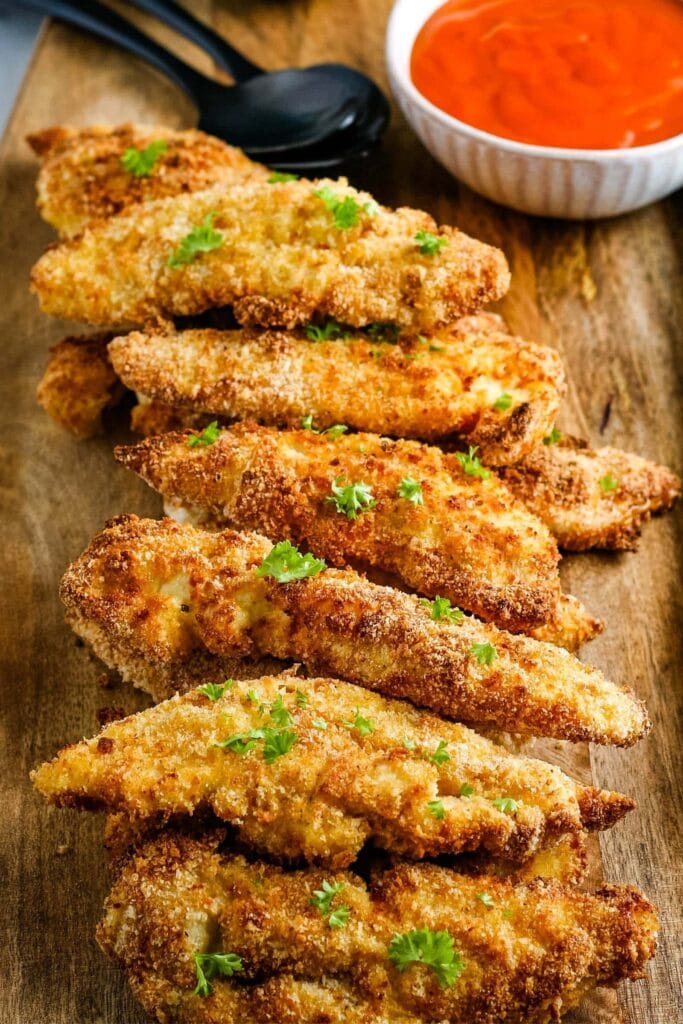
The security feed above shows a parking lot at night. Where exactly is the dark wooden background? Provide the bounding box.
[0,3,680,1022]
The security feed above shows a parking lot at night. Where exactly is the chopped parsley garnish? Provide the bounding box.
[543,427,562,446]
[187,420,220,447]
[295,689,309,708]
[397,476,424,504]
[246,689,261,705]
[403,736,416,751]
[168,211,223,267]
[388,929,465,989]
[343,707,375,736]
[120,139,168,177]
[599,473,619,492]
[193,951,243,997]
[305,318,350,342]
[312,718,328,730]
[313,186,376,229]
[420,596,464,624]
[414,229,449,256]
[367,321,401,344]
[267,171,298,183]
[310,879,350,928]
[262,727,297,764]
[492,796,520,814]
[477,892,495,908]
[300,415,348,440]
[255,540,326,582]
[429,741,450,766]
[214,728,264,756]
[197,680,233,701]
[494,392,513,411]
[471,641,498,666]
[502,908,515,920]
[301,415,315,430]
[455,445,491,480]
[269,695,294,727]
[459,782,474,798]
[427,798,446,820]
[327,477,377,519]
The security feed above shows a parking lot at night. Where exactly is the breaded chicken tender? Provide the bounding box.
[36,332,121,438]
[32,674,634,867]
[96,831,658,1024]
[27,123,268,239]
[116,422,599,645]
[107,313,565,463]
[59,515,649,745]
[499,434,680,550]
[29,178,510,329]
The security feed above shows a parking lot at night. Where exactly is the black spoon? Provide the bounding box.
[15,0,389,160]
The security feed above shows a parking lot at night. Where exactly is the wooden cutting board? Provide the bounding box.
[0,3,681,1022]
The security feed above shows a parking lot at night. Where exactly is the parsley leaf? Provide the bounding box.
[194,951,243,997]
[420,596,464,624]
[427,798,446,820]
[403,736,416,751]
[314,186,374,229]
[267,171,298,183]
[310,880,350,928]
[492,796,520,814]
[494,392,513,411]
[543,427,562,446]
[312,718,328,730]
[455,445,491,480]
[255,540,326,582]
[388,929,465,988]
[187,420,220,447]
[214,728,264,756]
[367,321,401,344]
[397,476,424,505]
[328,905,350,929]
[327,477,376,519]
[477,892,495,908]
[168,212,224,267]
[120,139,168,177]
[459,782,474,798]
[269,695,294,728]
[414,229,449,256]
[262,727,297,764]
[197,680,233,701]
[300,415,348,440]
[599,473,619,492]
[305,318,350,342]
[429,741,450,766]
[295,689,309,708]
[301,414,315,430]
[471,641,498,666]
[343,707,375,736]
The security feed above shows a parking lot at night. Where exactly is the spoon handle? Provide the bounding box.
[124,0,262,82]
[16,0,212,100]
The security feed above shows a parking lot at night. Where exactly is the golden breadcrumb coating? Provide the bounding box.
[36,333,121,438]
[499,435,681,551]
[29,178,510,329]
[32,674,634,867]
[116,422,599,646]
[107,313,565,463]
[59,515,649,745]
[27,123,268,239]
[96,831,658,1024]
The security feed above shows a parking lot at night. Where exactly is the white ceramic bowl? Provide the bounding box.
[386,0,683,219]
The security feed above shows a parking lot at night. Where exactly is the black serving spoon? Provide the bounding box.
[15,0,389,162]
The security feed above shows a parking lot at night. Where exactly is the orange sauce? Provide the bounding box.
[411,0,683,149]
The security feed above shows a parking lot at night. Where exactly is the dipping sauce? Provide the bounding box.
[411,0,683,149]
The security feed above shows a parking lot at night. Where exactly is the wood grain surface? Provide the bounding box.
[0,3,681,1023]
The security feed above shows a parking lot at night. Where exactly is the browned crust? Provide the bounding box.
[58,515,649,745]
[499,435,681,551]
[30,178,510,329]
[27,123,268,239]
[36,333,122,438]
[95,830,658,1024]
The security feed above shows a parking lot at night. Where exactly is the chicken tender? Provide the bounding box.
[36,333,121,438]
[499,434,681,550]
[96,830,658,1024]
[29,178,510,329]
[59,515,649,745]
[27,123,267,239]
[32,673,634,867]
[117,422,599,645]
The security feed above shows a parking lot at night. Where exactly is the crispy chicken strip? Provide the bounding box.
[32,674,634,866]
[59,515,649,744]
[107,313,565,463]
[499,434,681,550]
[36,333,121,438]
[96,830,657,1024]
[27,123,268,239]
[116,422,599,645]
[30,178,510,329]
